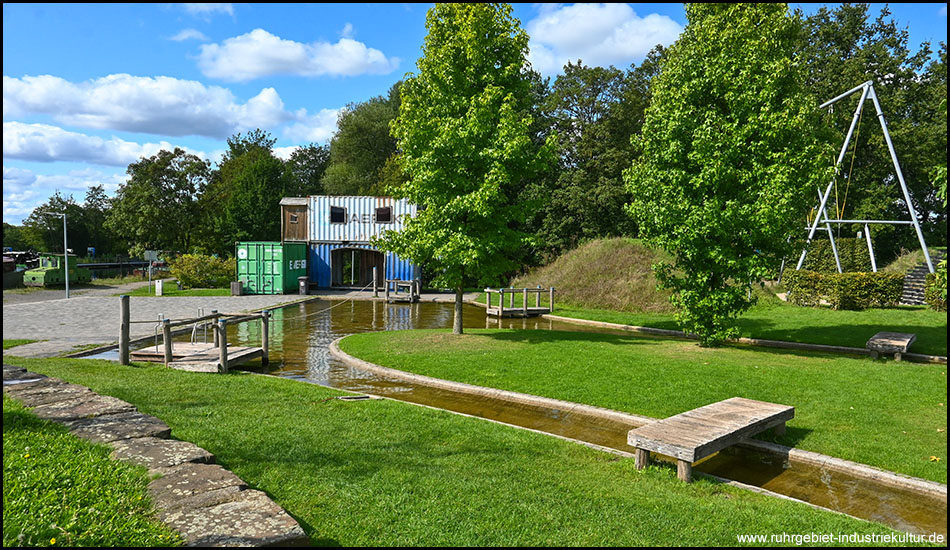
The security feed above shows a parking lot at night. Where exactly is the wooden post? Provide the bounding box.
[385,280,390,302]
[212,310,220,347]
[218,319,229,373]
[774,422,786,437]
[509,288,514,309]
[261,310,270,366]
[119,295,130,365]
[523,288,528,317]
[635,448,650,470]
[677,460,692,483]
[162,319,172,367]
[373,267,378,298]
[549,287,555,313]
[536,285,541,308]
[499,288,504,317]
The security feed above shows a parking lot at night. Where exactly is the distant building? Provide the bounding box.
[279,196,420,289]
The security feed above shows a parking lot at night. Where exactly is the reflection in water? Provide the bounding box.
[155,299,945,537]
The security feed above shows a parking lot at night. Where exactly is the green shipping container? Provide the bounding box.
[235,242,308,295]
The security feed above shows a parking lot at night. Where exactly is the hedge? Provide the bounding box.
[925,271,947,312]
[794,238,872,273]
[784,269,904,310]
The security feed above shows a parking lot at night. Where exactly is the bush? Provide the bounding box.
[784,270,903,310]
[925,268,947,312]
[169,254,235,289]
[794,238,872,273]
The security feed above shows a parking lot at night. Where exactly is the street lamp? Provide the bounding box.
[53,213,69,299]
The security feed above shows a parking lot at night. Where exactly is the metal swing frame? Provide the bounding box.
[795,80,935,275]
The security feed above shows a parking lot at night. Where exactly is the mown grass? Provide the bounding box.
[122,285,230,297]
[4,356,926,546]
[2,397,181,547]
[340,329,947,484]
[476,288,947,356]
[3,340,38,350]
[499,238,948,357]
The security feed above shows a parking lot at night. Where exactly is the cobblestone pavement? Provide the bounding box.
[2,289,315,358]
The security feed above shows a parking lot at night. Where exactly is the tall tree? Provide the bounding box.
[625,3,832,345]
[284,143,330,197]
[527,51,662,260]
[106,148,209,256]
[22,192,87,254]
[322,82,402,196]
[380,3,557,334]
[205,130,290,252]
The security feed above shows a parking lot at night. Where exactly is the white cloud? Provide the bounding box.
[3,74,292,139]
[3,165,128,224]
[2,122,209,167]
[526,3,682,74]
[283,107,340,144]
[197,28,400,82]
[169,28,209,42]
[181,3,233,17]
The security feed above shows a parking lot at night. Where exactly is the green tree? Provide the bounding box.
[284,143,330,197]
[205,130,290,252]
[380,3,557,334]
[2,222,30,251]
[528,52,662,260]
[22,192,88,255]
[106,148,209,256]
[625,3,832,346]
[322,82,402,196]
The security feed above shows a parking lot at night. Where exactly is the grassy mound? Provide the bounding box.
[513,238,674,313]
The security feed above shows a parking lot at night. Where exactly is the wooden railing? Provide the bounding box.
[484,286,554,317]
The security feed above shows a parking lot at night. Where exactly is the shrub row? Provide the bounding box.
[783,269,904,310]
[169,254,235,289]
[793,238,872,274]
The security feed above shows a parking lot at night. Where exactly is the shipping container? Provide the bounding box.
[308,243,419,288]
[307,196,416,243]
[235,242,308,294]
[279,196,421,289]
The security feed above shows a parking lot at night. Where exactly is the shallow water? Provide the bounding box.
[131,298,946,538]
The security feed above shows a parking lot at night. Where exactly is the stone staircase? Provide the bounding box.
[900,250,945,306]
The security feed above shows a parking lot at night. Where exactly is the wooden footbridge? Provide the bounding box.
[119,296,270,373]
[485,287,555,318]
[628,397,794,482]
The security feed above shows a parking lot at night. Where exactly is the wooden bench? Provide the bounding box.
[866,331,916,361]
[627,397,794,482]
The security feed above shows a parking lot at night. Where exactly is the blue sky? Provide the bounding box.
[3,3,947,224]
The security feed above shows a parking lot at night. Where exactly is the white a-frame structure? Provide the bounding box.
[796,80,935,274]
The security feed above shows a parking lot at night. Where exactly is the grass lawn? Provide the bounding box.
[477,292,948,356]
[3,397,181,547]
[340,329,947,484]
[122,285,230,297]
[3,340,38,350]
[3,356,923,546]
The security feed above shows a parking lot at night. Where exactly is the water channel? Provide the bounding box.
[148,298,946,538]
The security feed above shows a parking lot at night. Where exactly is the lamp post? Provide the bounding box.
[54,213,69,299]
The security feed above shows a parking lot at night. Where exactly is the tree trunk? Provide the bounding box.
[453,286,464,335]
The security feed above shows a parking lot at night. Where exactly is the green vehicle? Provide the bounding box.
[23,253,91,287]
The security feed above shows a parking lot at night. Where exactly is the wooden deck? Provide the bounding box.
[130,343,263,373]
[627,397,794,482]
[485,306,552,318]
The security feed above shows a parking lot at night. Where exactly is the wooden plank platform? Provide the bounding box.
[627,397,794,482]
[867,331,916,361]
[130,343,263,373]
